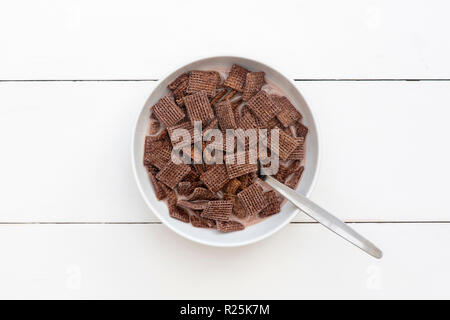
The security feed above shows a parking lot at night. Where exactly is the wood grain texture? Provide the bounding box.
[1,0,449,79]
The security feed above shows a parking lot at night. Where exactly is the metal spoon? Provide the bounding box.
[261,175,383,259]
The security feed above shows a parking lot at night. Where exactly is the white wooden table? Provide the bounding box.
[1,0,450,299]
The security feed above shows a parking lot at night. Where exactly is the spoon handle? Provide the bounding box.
[264,176,383,259]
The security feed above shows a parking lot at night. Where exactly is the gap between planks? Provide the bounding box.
[2,79,450,82]
[0,221,449,225]
[1,79,446,225]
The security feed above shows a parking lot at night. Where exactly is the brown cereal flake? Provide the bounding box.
[183,91,215,125]
[274,96,302,127]
[187,187,219,201]
[168,73,189,90]
[217,220,245,232]
[201,200,233,221]
[191,215,216,229]
[200,164,230,193]
[152,95,185,127]
[237,182,267,216]
[187,70,217,97]
[215,99,237,130]
[287,137,305,161]
[156,162,191,189]
[143,138,172,169]
[169,205,190,223]
[242,72,265,101]
[246,90,281,125]
[177,200,209,211]
[285,166,304,189]
[147,168,167,200]
[259,190,281,217]
[295,121,309,139]
[223,64,249,92]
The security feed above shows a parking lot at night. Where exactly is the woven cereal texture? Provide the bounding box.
[259,190,281,217]
[225,152,258,179]
[201,200,233,221]
[237,182,268,216]
[156,162,191,189]
[287,137,305,161]
[167,121,196,146]
[143,138,172,169]
[217,220,245,232]
[215,100,237,130]
[187,70,218,97]
[265,129,300,161]
[152,95,185,127]
[168,73,189,90]
[190,215,216,229]
[147,168,167,201]
[275,96,302,127]
[200,164,230,193]
[223,64,249,92]
[242,72,265,101]
[285,166,304,189]
[169,205,190,223]
[247,90,281,125]
[183,91,215,125]
[187,187,220,201]
[177,200,209,211]
[295,121,309,138]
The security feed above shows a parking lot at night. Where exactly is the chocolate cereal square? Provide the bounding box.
[156,162,191,189]
[247,90,281,125]
[237,182,268,216]
[177,200,209,211]
[169,205,190,223]
[242,72,265,101]
[200,164,230,193]
[223,64,249,92]
[275,96,302,127]
[183,91,215,125]
[167,121,196,147]
[190,215,216,229]
[287,137,305,161]
[147,168,167,201]
[295,121,309,139]
[264,129,300,161]
[215,99,237,130]
[216,220,245,232]
[259,190,281,217]
[225,151,258,179]
[187,187,220,201]
[201,200,233,221]
[285,166,304,189]
[152,95,185,127]
[143,138,172,169]
[168,73,189,90]
[187,70,218,97]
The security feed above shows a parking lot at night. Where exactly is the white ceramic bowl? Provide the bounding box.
[132,56,320,247]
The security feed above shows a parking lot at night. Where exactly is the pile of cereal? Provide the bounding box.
[144,64,307,232]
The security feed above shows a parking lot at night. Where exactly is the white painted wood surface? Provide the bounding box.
[0,223,448,299]
[1,0,450,79]
[1,81,448,222]
[1,0,449,299]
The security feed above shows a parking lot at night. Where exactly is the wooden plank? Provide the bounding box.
[0,81,449,222]
[1,0,450,79]
[0,81,156,222]
[0,223,448,299]
[300,81,450,222]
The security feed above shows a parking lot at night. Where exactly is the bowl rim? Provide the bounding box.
[131,55,322,247]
